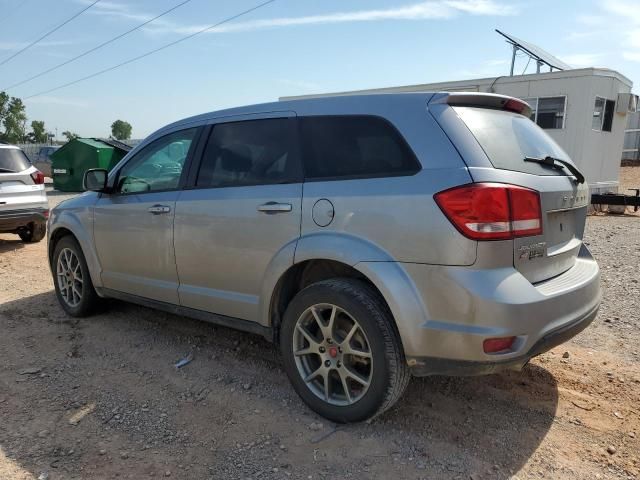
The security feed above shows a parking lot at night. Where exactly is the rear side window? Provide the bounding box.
[0,148,31,173]
[453,106,570,177]
[299,115,420,180]
[196,118,300,188]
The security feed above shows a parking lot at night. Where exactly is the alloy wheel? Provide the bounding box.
[292,303,373,406]
[56,248,83,307]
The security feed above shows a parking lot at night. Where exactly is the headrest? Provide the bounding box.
[220,144,252,173]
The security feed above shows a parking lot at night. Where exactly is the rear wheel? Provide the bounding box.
[280,278,410,423]
[52,236,99,317]
[18,222,46,243]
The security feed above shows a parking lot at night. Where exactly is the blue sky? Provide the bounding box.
[0,0,639,139]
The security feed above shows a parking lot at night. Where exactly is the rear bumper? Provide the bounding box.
[0,208,48,232]
[408,301,598,376]
[387,245,601,376]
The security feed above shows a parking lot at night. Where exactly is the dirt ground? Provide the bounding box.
[1,175,639,480]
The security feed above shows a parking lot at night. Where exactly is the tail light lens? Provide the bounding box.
[30,170,45,184]
[434,183,542,240]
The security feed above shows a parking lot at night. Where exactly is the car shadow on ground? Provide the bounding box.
[0,291,558,479]
[0,237,25,254]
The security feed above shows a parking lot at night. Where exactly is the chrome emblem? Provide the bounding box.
[519,242,546,260]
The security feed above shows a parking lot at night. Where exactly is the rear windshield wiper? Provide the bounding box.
[523,156,585,184]
[0,167,16,173]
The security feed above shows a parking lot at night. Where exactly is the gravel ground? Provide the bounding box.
[0,174,639,480]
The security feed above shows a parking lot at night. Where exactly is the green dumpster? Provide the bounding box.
[51,138,130,192]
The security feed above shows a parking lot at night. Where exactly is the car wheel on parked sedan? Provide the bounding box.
[280,278,410,423]
[18,222,46,243]
[52,236,99,317]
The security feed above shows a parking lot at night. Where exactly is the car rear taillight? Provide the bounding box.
[434,183,542,240]
[30,170,45,184]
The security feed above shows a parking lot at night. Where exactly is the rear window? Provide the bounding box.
[0,148,31,173]
[453,106,570,176]
[299,115,420,180]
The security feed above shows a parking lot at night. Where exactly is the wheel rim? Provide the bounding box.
[293,303,373,406]
[56,248,83,307]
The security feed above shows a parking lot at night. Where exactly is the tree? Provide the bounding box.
[2,97,27,143]
[111,120,132,140]
[0,92,8,128]
[62,130,79,141]
[30,120,48,143]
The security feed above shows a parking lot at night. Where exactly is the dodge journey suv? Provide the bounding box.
[47,92,600,422]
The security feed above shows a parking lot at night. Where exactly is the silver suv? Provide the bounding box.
[47,93,600,422]
[0,143,48,242]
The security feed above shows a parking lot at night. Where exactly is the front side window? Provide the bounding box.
[196,118,299,188]
[117,128,197,194]
[299,115,420,180]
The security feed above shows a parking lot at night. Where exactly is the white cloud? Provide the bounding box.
[623,51,640,62]
[278,79,322,91]
[24,96,90,108]
[561,53,604,67]
[0,40,74,51]
[85,0,517,36]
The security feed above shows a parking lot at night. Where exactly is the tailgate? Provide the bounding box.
[0,171,46,212]
[514,180,590,283]
[433,98,590,284]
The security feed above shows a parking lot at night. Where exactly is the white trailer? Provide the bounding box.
[283,68,637,193]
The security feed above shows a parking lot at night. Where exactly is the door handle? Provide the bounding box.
[257,202,292,213]
[148,204,171,215]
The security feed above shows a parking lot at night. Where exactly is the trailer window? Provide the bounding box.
[519,96,565,129]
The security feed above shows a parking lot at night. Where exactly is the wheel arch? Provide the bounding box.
[48,218,103,289]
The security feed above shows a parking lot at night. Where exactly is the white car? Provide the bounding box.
[0,142,48,242]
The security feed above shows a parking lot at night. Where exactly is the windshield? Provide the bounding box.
[453,106,572,176]
[0,148,31,173]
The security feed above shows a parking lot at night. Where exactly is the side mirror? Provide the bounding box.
[83,168,109,192]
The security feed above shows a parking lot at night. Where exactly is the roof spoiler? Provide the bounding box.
[429,92,532,118]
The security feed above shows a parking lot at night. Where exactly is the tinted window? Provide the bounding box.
[603,99,615,132]
[299,115,420,179]
[196,118,298,188]
[454,106,571,177]
[117,128,197,194]
[0,148,31,173]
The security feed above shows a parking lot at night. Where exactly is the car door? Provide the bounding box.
[173,114,302,322]
[93,127,200,304]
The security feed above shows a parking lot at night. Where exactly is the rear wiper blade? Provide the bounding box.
[0,168,16,173]
[524,156,585,184]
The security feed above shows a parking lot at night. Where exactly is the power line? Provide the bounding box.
[0,0,100,68]
[24,0,276,100]
[3,0,193,91]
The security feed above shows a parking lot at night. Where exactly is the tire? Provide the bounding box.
[52,235,99,317]
[19,222,46,243]
[280,278,410,423]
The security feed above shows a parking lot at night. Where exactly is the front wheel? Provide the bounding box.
[52,236,99,317]
[280,278,410,423]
